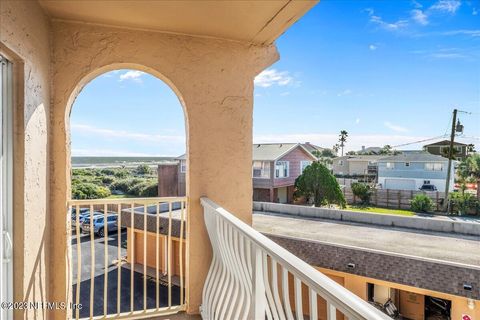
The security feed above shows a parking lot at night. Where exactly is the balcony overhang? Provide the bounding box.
[38,0,318,45]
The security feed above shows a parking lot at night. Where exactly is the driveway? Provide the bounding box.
[71,230,181,318]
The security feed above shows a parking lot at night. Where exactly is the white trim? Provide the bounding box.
[0,55,13,320]
[300,160,312,174]
[252,161,271,179]
[275,160,289,179]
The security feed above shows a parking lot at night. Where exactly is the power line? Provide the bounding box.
[392,135,447,148]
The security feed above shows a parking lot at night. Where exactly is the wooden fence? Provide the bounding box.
[343,188,446,211]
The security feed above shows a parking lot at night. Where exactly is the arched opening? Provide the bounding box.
[67,65,188,318]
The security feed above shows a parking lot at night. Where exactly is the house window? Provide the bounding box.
[386,162,395,169]
[339,160,344,166]
[424,180,430,184]
[275,161,289,178]
[252,161,270,179]
[405,162,410,167]
[425,163,443,171]
[180,159,187,173]
[300,161,312,174]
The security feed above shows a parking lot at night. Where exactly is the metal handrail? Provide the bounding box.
[200,197,390,320]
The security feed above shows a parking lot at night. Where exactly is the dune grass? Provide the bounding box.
[345,205,415,216]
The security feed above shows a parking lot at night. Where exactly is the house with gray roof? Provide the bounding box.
[332,154,388,178]
[377,152,456,192]
[252,143,317,203]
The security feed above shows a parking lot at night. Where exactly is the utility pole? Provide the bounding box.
[443,109,457,211]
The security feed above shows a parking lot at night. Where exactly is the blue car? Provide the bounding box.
[82,214,119,237]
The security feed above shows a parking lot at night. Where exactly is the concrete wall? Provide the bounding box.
[49,20,278,316]
[0,2,51,319]
[253,202,480,236]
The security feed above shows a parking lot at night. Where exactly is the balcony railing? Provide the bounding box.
[68,197,187,320]
[200,197,391,320]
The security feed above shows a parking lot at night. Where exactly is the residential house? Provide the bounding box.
[377,152,455,191]
[301,141,325,157]
[357,146,382,154]
[332,155,388,177]
[424,140,469,160]
[252,143,317,203]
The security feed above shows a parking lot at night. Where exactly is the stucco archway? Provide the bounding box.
[49,20,278,318]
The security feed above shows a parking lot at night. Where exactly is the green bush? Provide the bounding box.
[294,162,346,208]
[411,194,434,212]
[114,169,130,178]
[136,164,152,175]
[127,180,158,197]
[100,168,116,176]
[449,192,478,215]
[351,182,372,204]
[72,182,111,199]
[111,178,141,193]
[101,176,115,185]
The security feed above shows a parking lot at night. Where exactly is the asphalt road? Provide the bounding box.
[71,230,181,318]
[253,212,480,266]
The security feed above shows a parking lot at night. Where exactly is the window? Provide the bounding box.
[275,161,289,178]
[338,160,344,166]
[252,161,270,179]
[425,163,443,171]
[386,162,395,169]
[180,159,186,173]
[300,161,312,174]
[405,162,410,167]
[424,180,430,184]
[1,55,13,320]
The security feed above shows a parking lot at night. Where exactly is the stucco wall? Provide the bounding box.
[49,20,278,316]
[0,1,51,319]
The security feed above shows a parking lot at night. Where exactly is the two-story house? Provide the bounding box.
[332,155,388,177]
[423,140,468,160]
[252,143,317,203]
[377,152,456,192]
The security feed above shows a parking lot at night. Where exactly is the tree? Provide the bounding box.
[440,146,460,160]
[346,151,357,155]
[467,144,476,155]
[321,149,335,158]
[351,182,372,204]
[338,130,348,156]
[332,144,340,155]
[457,154,480,198]
[379,145,392,155]
[294,162,346,208]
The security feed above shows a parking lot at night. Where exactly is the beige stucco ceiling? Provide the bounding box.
[38,0,318,45]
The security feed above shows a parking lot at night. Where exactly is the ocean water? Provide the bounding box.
[72,156,177,168]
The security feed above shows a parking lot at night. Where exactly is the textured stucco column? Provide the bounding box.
[49,21,278,317]
[1,2,51,319]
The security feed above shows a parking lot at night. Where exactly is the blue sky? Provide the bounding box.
[71,0,479,157]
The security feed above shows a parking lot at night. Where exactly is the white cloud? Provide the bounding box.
[337,89,353,97]
[441,29,480,37]
[411,9,429,25]
[384,121,409,133]
[119,70,145,83]
[254,69,293,88]
[430,0,461,14]
[366,8,408,31]
[72,149,168,157]
[280,92,291,96]
[355,118,361,124]
[369,44,378,51]
[71,123,185,143]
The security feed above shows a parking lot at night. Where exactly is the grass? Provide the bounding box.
[345,205,416,216]
[106,194,137,199]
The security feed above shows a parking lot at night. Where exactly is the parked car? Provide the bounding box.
[82,214,119,237]
[419,184,437,192]
[71,210,103,230]
[70,207,89,220]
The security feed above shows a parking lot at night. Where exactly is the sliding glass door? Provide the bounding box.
[0,54,13,320]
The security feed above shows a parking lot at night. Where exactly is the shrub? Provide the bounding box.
[127,180,158,197]
[295,162,346,208]
[411,194,434,212]
[114,169,130,178]
[351,182,372,204]
[72,182,111,199]
[449,192,478,215]
[136,164,152,175]
[100,168,116,176]
[101,176,115,185]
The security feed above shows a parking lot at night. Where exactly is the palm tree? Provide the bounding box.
[338,130,348,156]
[458,154,480,198]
